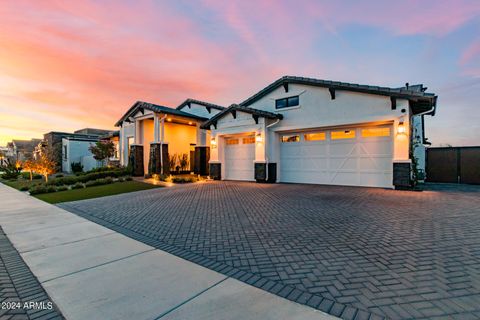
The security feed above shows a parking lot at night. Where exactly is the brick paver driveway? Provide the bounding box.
[59,182,480,320]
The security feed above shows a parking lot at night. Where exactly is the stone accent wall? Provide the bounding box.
[129,145,144,176]
[162,144,170,175]
[194,146,210,176]
[209,163,221,180]
[393,162,412,189]
[148,143,161,174]
[255,163,277,183]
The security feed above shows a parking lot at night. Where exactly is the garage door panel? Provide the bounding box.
[280,126,393,188]
[225,137,255,181]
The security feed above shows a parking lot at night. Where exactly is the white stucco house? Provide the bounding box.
[61,137,102,173]
[202,76,437,189]
[117,76,437,189]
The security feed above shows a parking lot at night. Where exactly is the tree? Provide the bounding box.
[89,141,115,167]
[22,160,36,181]
[35,146,56,182]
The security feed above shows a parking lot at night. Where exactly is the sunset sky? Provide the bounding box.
[0,0,479,146]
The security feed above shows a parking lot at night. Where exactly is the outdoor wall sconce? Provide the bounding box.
[397,120,406,134]
[256,133,263,143]
[211,137,217,148]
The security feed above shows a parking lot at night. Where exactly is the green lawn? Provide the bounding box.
[34,181,161,204]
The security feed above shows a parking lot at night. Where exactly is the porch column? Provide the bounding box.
[208,131,221,180]
[153,113,160,143]
[194,123,210,175]
[254,119,276,183]
[134,119,141,144]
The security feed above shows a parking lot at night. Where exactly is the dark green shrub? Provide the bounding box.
[19,186,30,191]
[117,177,125,182]
[70,162,84,174]
[125,176,133,181]
[29,185,47,195]
[56,174,64,178]
[85,178,114,187]
[33,174,42,179]
[71,182,84,189]
[56,185,68,192]
[21,172,31,180]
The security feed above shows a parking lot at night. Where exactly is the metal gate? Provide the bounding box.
[426,147,480,184]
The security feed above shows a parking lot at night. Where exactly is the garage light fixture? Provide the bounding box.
[397,121,406,134]
[167,118,172,122]
[256,133,263,143]
[210,137,217,148]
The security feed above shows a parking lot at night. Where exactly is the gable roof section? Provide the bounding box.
[176,98,225,111]
[115,101,208,127]
[200,104,283,129]
[239,76,438,115]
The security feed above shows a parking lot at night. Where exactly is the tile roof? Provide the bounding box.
[239,76,437,115]
[176,98,225,111]
[115,101,208,127]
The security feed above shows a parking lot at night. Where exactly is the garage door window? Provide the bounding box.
[226,138,239,145]
[361,127,390,137]
[281,135,300,142]
[242,137,255,144]
[331,130,355,140]
[304,132,326,141]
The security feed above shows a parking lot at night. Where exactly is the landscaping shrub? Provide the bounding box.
[47,176,78,186]
[56,174,64,178]
[85,178,114,188]
[71,182,84,189]
[56,185,68,192]
[33,174,42,179]
[117,177,125,182]
[1,170,19,180]
[125,176,133,181]
[70,162,83,174]
[29,185,56,195]
[172,176,197,183]
[21,172,31,180]
[19,186,30,191]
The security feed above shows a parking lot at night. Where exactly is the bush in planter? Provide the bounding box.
[71,182,84,189]
[70,162,83,174]
[172,176,197,183]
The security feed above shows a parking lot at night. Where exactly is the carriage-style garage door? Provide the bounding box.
[224,136,255,181]
[279,126,393,188]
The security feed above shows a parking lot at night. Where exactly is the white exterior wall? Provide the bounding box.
[120,123,134,166]
[62,138,101,173]
[245,84,411,162]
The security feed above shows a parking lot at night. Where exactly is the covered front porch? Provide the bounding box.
[118,102,210,177]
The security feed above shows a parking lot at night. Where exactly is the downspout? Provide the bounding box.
[265,118,281,182]
[159,114,168,174]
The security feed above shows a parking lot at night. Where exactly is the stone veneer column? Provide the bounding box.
[254,163,277,183]
[209,163,221,180]
[129,145,144,176]
[194,146,210,176]
[393,161,412,189]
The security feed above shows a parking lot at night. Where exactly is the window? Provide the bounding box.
[242,137,255,144]
[63,145,67,160]
[281,135,300,142]
[331,130,355,140]
[275,96,299,109]
[226,138,239,145]
[304,132,326,141]
[361,127,390,137]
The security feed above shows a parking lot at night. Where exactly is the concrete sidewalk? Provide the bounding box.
[0,183,336,320]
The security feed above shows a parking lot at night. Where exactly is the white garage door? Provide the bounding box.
[280,126,393,188]
[224,136,255,181]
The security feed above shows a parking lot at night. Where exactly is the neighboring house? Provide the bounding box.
[61,137,103,173]
[115,99,224,176]
[6,139,42,162]
[100,131,120,165]
[201,76,437,189]
[0,146,8,166]
[43,128,112,171]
